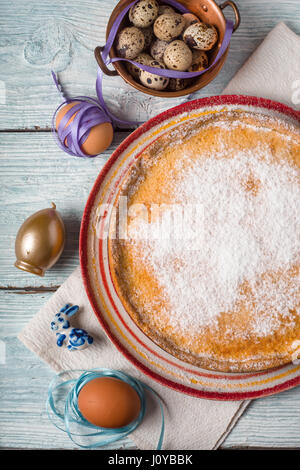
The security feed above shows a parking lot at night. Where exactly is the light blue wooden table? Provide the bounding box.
[0,0,300,449]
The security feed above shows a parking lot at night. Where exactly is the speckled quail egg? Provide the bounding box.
[168,78,190,91]
[188,49,208,72]
[129,0,159,28]
[163,40,192,71]
[183,22,218,51]
[141,25,154,49]
[126,52,153,80]
[158,5,175,15]
[153,13,185,42]
[116,27,145,59]
[150,38,169,62]
[140,59,169,90]
[182,13,200,30]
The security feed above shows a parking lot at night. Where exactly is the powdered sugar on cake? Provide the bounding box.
[127,138,300,338]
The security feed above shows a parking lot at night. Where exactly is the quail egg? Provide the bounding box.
[183,22,218,51]
[126,52,153,80]
[188,49,208,72]
[163,40,192,71]
[141,25,154,49]
[140,59,169,90]
[129,0,159,28]
[150,38,169,62]
[168,78,190,91]
[158,5,175,15]
[116,26,145,59]
[153,13,185,42]
[182,13,200,30]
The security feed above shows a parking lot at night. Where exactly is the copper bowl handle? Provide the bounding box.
[219,1,241,32]
[94,46,118,76]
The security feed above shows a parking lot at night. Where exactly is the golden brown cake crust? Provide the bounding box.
[108,110,300,372]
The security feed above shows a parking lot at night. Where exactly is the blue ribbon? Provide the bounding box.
[46,369,165,449]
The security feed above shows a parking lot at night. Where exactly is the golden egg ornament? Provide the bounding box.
[14,202,65,276]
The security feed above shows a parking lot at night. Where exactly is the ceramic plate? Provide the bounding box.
[80,95,300,400]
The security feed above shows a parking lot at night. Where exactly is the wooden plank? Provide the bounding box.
[0,0,299,130]
[0,130,130,288]
[0,290,300,449]
[224,389,300,448]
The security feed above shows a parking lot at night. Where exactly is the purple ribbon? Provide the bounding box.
[51,89,110,158]
[53,0,234,157]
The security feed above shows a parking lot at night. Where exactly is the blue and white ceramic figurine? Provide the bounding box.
[50,304,93,351]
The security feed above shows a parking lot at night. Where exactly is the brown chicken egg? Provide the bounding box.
[55,102,113,156]
[78,377,141,428]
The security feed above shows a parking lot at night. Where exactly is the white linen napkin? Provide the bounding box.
[223,22,300,110]
[19,23,299,450]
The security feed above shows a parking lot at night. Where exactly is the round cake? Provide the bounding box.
[108,109,300,372]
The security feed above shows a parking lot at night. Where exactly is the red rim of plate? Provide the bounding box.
[80,95,300,400]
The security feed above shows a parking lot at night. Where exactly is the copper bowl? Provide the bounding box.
[95,0,240,98]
